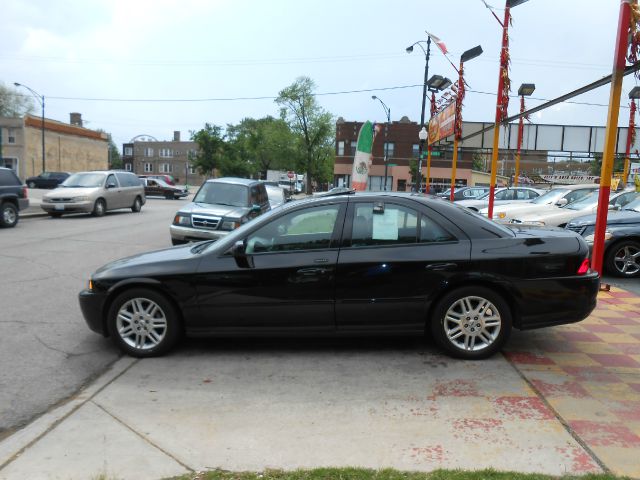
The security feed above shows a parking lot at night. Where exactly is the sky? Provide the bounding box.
[1,0,635,151]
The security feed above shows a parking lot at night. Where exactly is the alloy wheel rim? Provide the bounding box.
[444,296,501,352]
[3,207,16,225]
[116,298,167,350]
[614,245,640,275]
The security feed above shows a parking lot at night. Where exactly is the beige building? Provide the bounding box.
[0,113,108,181]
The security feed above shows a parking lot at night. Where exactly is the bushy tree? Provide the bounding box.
[190,124,226,177]
[276,77,334,193]
[0,83,35,117]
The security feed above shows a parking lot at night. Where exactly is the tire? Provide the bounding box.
[165,192,175,200]
[27,181,37,189]
[0,202,19,228]
[430,286,512,360]
[131,196,142,213]
[605,240,640,278]
[48,212,63,218]
[107,288,181,357]
[92,198,106,217]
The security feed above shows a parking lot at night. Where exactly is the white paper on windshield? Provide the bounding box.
[372,210,398,240]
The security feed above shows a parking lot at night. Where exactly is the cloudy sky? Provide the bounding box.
[0,0,634,149]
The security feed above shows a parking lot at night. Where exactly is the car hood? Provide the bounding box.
[567,209,640,227]
[93,243,205,280]
[486,202,557,217]
[177,202,249,218]
[44,187,100,198]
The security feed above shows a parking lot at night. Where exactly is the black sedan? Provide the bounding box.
[79,192,599,360]
[25,171,70,189]
[566,196,640,277]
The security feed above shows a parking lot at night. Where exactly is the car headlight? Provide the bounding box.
[220,219,242,231]
[73,196,90,202]
[42,197,52,203]
[584,230,613,243]
[173,214,191,226]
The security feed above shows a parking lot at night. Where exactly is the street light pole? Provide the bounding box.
[514,83,535,186]
[407,37,432,192]
[372,96,391,191]
[14,82,45,174]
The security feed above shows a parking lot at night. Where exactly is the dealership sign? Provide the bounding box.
[428,103,455,145]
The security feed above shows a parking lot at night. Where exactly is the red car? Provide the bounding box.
[139,175,176,186]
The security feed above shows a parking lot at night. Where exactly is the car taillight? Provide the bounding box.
[22,186,28,198]
[577,258,590,275]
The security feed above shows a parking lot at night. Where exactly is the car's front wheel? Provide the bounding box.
[606,240,640,278]
[0,202,18,228]
[430,286,512,359]
[92,199,106,217]
[107,288,181,357]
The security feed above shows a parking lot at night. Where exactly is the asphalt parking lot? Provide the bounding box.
[0,192,639,479]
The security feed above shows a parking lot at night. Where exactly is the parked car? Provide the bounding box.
[142,178,188,199]
[566,196,640,277]
[170,177,270,245]
[511,190,640,228]
[25,171,70,189]
[80,191,598,360]
[0,167,29,228]
[264,184,289,208]
[139,174,176,186]
[481,184,600,222]
[457,187,545,212]
[313,186,353,197]
[437,186,491,201]
[41,171,145,217]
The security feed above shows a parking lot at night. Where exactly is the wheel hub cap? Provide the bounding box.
[116,298,167,350]
[444,296,502,352]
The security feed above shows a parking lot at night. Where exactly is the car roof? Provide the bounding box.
[205,177,261,186]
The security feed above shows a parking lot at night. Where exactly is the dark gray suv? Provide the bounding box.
[0,167,29,228]
[170,177,270,245]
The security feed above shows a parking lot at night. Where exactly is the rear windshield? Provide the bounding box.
[61,173,105,188]
[194,182,248,207]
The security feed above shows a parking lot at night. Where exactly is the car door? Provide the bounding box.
[193,201,347,333]
[335,199,471,333]
[104,173,124,209]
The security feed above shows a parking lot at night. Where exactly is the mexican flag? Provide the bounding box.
[351,121,377,191]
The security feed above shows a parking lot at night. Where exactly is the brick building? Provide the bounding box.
[122,131,206,186]
[0,113,108,181]
[334,117,549,192]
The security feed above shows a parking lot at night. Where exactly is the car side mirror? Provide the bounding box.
[556,198,568,206]
[231,240,253,268]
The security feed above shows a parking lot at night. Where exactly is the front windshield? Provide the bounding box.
[624,197,640,212]
[563,191,599,210]
[194,182,248,207]
[531,188,568,204]
[61,173,105,188]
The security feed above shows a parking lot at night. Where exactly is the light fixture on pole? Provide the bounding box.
[513,83,535,186]
[372,95,391,191]
[450,45,483,202]
[407,37,432,193]
[623,86,640,189]
[14,82,45,174]
[487,0,529,219]
[425,74,453,194]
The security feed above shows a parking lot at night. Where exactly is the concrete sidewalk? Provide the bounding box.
[0,287,639,480]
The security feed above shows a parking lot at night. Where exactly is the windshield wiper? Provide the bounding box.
[190,240,215,254]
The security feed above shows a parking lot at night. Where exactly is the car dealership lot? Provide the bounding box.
[1,198,639,479]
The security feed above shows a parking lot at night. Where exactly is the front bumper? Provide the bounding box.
[170,224,231,242]
[41,201,93,214]
[79,289,109,336]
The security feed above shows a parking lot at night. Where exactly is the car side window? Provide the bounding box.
[494,190,506,200]
[420,215,456,243]
[527,190,540,199]
[106,174,118,188]
[566,189,592,204]
[245,205,340,254]
[350,203,417,247]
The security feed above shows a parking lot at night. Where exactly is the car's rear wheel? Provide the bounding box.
[131,196,142,213]
[107,288,181,357]
[605,240,640,278]
[430,286,512,359]
[92,199,106,217]
[0,202,18,228]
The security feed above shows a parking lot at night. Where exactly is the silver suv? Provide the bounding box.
[41,171,145,217]
[170,177,270,245]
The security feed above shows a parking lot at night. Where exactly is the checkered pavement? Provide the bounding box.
[504,287,640,478]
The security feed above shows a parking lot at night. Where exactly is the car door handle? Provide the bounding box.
[425,263,457,271]
[296,267,329,276]
[314,258,329,264]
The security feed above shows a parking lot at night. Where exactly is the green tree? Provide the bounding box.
[472,152,487,172]
[589,153,625,176]
[190,123,226,177]
[226,116,299,178]
[276,77,334,193]
[0,83,34,117]
[97,130,122,169]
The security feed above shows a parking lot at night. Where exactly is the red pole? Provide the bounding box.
[514,95,525,186]
[623,100,636,188]
[488,4,511,219]
[592,0,632,276]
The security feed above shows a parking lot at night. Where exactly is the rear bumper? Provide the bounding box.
[79,289,108,336]
[514,272,600,330]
